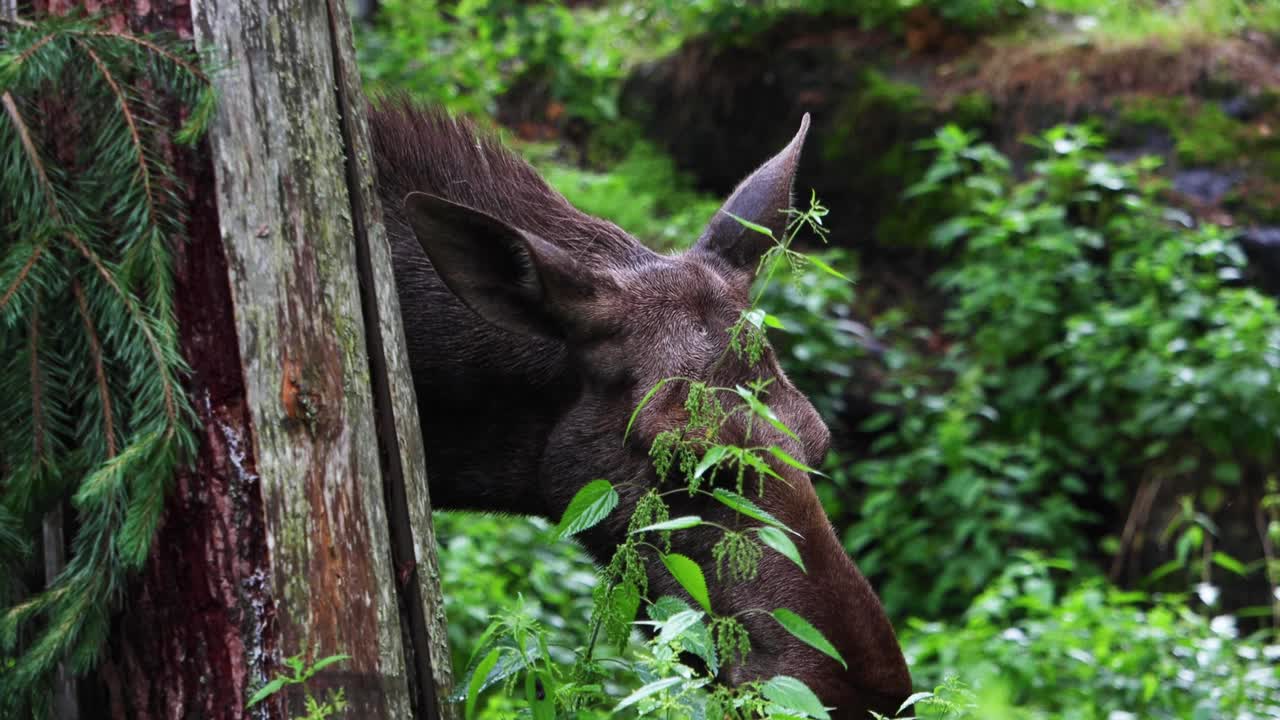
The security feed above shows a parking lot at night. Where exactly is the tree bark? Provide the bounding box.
[23,0,456,718]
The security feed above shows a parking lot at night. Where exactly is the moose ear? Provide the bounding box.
[693,113,810,281]
[403,192,596,338]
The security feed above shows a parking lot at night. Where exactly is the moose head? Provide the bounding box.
[372,103,912,718]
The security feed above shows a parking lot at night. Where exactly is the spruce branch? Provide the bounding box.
[85,30,209,83]
[0,92,57,215]
[79,41,158,228]
[0,15,210,712]
[0,244,42,312]
[66,232,180,434]
[73,279,117,458]
[27,303,44,462]
[12,33,57,67]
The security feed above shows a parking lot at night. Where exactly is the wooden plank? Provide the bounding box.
[188,0,411,716]
[322,0,456,715]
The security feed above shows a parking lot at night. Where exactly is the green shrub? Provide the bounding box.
[435,513,601,675]
[840,124,1280,618]
[356,0,627,120]
[905,555,1280,720]
[535,141,722,251]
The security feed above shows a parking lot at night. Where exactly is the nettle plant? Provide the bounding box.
[455,195,876,720]
[845,123,1280,619]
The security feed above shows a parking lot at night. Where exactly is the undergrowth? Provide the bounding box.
[1038,0,1280,41]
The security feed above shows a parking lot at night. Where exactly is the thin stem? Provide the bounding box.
[73,279,118,458]
[79,41,159,230]
[0,244,44,313]
[29,303,43,462]
[1,93,59,217]
[730,607,772,622]
[65,230,179,435]
[583,615,602,663]
[84,30,209,82]
[1256,500,1279,632]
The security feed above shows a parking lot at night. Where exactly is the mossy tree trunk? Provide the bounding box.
[26,1,456,718]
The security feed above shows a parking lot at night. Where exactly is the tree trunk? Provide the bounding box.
[26,1,457,718]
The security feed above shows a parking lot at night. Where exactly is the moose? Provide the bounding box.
[368,100,912,718]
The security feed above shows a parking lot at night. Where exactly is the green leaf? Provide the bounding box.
[725,211,775,238]
[768,446,821,476]
[757,527,805,572]
[898,691,934,714]
[661,553,712,613]
[465,648,502,720]
[733,385,799,441]
[608,580,642,641]
[1211,551,1247,576]
[614,677,684,712]
[556,479,619,539]
[694,445,730,480]
[630,516,703,534]
[771,608,847,670]
[763,313,787,330]
[308,654,351,674]
[624,377,681,443]
[805,255,851,283]
[246,678,286,708]
[738,449,789,487]
[649,596,718,673]
[655,609,706,646]
[712,488,796,535]
[761,675,831,719]
[464,621,504,671]
[526,669,556,720]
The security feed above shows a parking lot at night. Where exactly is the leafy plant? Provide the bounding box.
[841,123,1280,618]
[246,649,352,720]
[904,554,1280,719]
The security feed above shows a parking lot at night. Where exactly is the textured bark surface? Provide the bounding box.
[25,0,457,717]
[96,146,280,720]
[323,0,457,714]
[186,0,412,715]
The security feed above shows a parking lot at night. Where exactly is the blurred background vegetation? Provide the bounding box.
[353,1,1280,716]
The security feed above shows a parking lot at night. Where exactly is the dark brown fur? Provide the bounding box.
[369,98,911,718]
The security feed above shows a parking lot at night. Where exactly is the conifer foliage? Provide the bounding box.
[0,14,211,713]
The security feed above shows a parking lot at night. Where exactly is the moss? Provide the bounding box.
[1177,104,1248,165]
[1117,97,1247,166]
[948,91,995,131]
[1225,177,1280,225]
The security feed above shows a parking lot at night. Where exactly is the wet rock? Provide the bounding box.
[1172,169,1242,205]
[1237,226,1280,294]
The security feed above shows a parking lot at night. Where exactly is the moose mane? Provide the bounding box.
[369,98,648,266]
